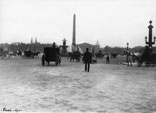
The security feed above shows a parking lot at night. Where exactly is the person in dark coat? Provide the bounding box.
[83,48,92,72]
[106,54,110,64]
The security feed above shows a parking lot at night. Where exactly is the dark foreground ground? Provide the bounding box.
[0,57,156,113]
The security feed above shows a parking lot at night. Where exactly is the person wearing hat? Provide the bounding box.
[83,48,92,72]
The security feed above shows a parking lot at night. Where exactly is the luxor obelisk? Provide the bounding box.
[72,14,76,52]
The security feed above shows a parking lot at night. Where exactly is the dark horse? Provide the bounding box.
[95,50,105,58]
[95,53,105,58]
[68,51,81,62]
[24,50,40,59]
[110,53,118,58]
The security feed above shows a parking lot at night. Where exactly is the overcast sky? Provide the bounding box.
[0,0,156,47]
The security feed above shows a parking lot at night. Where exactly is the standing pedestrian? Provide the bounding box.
[106,54,110,64]
[83,48,92,72]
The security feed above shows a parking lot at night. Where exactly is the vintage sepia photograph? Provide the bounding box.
[0,0,156,112]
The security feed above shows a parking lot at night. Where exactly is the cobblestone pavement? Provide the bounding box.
[0,58,156,113]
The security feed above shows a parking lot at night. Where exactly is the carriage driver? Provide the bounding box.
[52,42,56,48]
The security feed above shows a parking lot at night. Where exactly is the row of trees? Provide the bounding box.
[0,43,52,53]
[102,45,156,55]
[1,42,156,55]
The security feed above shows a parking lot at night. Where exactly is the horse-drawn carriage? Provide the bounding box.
[68,51,81,62]
[41,47,61,66]
[123,46,156,67]
[110,53,118,58]
[24,50,40,59]
[137,46,156,67]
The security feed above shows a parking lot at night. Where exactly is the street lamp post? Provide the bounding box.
[144,20,156,57]
[126,42,129,62]
[145,20,156,49]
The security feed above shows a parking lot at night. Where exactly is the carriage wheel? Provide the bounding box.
[137,60,142,67]
[55,61,58,66]
[137,61,140,67]
[32,55,34,59]
[47,61,50,65]
[145,62,151,67]
[55,56,59,66]
[78,58,80,62]
[42,59,45,66]
[59,58,61,65]
[42,55,45,66]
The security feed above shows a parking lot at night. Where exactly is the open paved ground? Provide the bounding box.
[0,57,156,113]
